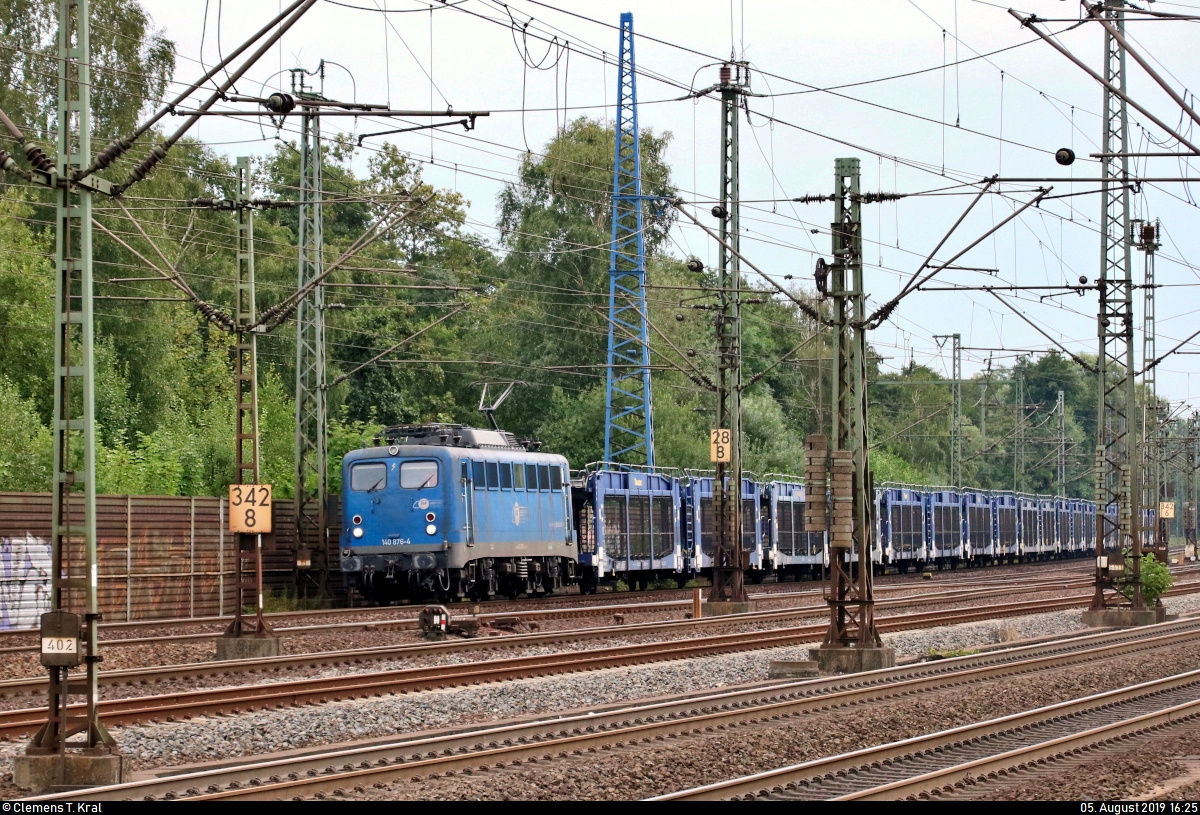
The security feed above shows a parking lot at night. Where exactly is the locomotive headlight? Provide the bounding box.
[353,527,364,538]
[426,524,437,535]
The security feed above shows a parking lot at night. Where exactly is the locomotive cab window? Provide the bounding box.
[473,460,486,487]
[538,464,551,492]
[350,462,388,492]
[499,463,514,490]
[399,460,439,489]
[513,462,526,490]
[549,465,564,492]
[525,463,539,490]
[486,462,500,490]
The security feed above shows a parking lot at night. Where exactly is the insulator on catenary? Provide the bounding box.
[196,301,235,330]
[0,150,31,181]
[264,93,295,114]
[124,144,168,186]
[21,140,53,173]
[90,137,133,173]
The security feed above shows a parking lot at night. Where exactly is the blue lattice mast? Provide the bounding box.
[604,12,655,466]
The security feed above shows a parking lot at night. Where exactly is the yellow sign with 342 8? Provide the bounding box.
[229,484,273,534]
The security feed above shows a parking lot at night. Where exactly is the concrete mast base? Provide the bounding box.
[816,645,896,675]
[700,601,759,617]
[1082,607,1163,628]
[12,752,129,794]
[215,635,283,661]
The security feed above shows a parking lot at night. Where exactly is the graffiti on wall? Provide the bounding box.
[0,534,52,630]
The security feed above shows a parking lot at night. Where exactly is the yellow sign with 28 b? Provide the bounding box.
[710,429,731,463]
[229,484,273,534]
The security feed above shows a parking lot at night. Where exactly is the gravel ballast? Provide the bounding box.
[3,586,1197,795]
[378,640,1200,801]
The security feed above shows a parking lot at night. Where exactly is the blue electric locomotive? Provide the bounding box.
[340,424,584,602]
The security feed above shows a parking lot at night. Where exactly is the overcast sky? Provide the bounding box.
[139,0,1200,411]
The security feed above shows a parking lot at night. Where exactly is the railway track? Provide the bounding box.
[3,588,1195,743]
[0,573,1107,657]
[25,618,1200,802]
[657,667,1200,801]
[1,576,1169,703]
[0,560,1110,647]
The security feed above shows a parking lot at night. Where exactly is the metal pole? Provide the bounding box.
[710,61,747,605]
[1137,218,1155,561]
[225,157,272,637]
[1058,390,1067,496]
[1015,364,1025,494]
[1092,0,1142,611]
[1189,412,1199,557]
[822,157,882,650]
[30,0,115,755]
[603,12,655,468]
[294,66,328,598]
[934,334,961,489]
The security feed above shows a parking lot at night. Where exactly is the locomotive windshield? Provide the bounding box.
[399,460,439,489]
[350,462,387,492]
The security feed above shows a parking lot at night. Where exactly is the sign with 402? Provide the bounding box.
[229,484,273,534]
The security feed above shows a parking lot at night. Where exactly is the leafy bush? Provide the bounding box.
[1138,554,1174,605]
[1119,552,1174,605]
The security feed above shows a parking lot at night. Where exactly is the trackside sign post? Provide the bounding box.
[710,429,731,463]
[229,484,273,534]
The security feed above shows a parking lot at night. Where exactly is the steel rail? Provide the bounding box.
[3,591,1195,742]
[0,579,1157,702]
[28,619,1200,802]
[0,576,1097,656]
[658,666,1200,800]
[838,699,1200,800]
[0,553,1119,643]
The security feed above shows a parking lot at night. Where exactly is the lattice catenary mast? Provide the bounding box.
[293,65,329,593]
[1091,0,1144,613]
[603,13,655,467]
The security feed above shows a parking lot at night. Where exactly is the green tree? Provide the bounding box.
[0,377,51,491]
